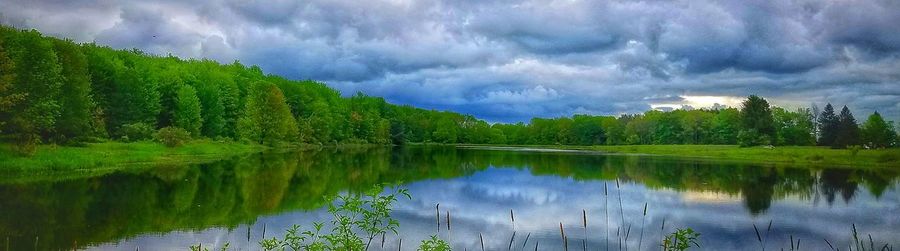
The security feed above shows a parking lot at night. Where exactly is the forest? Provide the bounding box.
[0,26,897,155]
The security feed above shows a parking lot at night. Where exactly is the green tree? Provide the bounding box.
[52,39,95,142]
[0,35,24,132]
[818,103,839,146]
[238,81,299,145]
[739,95,775,145]
[772,107,815,146]
[861,111,895,148]
[3,29,63,153]
[709,108,740,144]
[174,85,203,136]
[833,106,860,149]
[432,117,458,143]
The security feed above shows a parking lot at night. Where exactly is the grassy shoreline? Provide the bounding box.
[0,140,265,172]
[457,144,900,168]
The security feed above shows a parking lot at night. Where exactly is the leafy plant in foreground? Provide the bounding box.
[417,235,451,251]
[662,228,700,251]
[259,184,411,251]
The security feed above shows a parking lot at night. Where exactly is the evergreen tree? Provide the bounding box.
[52,39,95,142]
[817,103,839,146]
[739,95,775,145]
[861,111,896,148]
[174,85,202,136]
[833,106,860,149]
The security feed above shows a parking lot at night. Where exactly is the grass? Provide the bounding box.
[458,144,900,168]
[0,140,264,175]
[585,145,900,168]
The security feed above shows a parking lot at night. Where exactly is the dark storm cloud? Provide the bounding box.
[2,0,899,122]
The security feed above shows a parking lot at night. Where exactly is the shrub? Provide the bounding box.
[417,235,451,251]
[154,127,192,147]
[737,129,771,147]
[662,228,701,251]
[118,123,155,142]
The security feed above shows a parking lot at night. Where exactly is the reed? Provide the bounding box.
[659,217,667,250]
[535,241,539,251]
[262,223,267,239]
[522,232,531,251]
[508,231,517,250]
[753,223,763,251]
[605,183,609,251]
[446,211,451,232]
[637,203,647,251]
[616,179,626,251]
[559,222,569,251]
[446,210,452,246]
[381,232,386,249]
[824,238,835,251]
[583,209,588,251]
[436,204,441,233]
[480,233,485,251]
[398,238,402,251]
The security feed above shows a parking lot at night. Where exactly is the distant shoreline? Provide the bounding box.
[455,144,900,168]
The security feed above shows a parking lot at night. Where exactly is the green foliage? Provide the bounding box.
[118,122,154,142]
[740,95,775,145]
[174,85,203,136]
[737,129,771,147]
[52,38,96,143]
[834,106,860,149]
[190,243,229,251]
[154,126,192,147]
[818,104,839,146]
[861,111,896,148]
[238,81,299,145]
[773,107,815,146]
[662,228,701,251]
[417,235,451,251]
[432,118,458,143]
[259,185,410,251]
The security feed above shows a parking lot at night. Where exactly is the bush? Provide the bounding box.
[118,123,155,142]
[662,228,701,251]
[417,235,451,251]
[154,127,192,147]
[737,129,771,147]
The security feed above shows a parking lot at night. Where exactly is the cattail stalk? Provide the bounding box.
[436,204,441,233]
[616,179,626,251]
[605,183,609,251]
[637,203,647,251]
[480,233,485,251]
[522,232,531,251]
[583,209,588,251]
[560,222,568,251]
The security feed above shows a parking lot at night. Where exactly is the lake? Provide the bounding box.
[1,146,898,250]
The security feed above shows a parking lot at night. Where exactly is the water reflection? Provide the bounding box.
[0,146,897,250]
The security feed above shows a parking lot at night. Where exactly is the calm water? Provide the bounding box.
[1,146,898,250]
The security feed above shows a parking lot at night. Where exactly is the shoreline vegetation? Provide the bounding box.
[456,144,900,168]
[3,142,898,179]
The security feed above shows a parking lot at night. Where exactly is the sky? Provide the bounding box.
[2,0,899,123]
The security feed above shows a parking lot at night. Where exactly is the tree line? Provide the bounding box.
[493,96,897,149]
[0,26,897,153]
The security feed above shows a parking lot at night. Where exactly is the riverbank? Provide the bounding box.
[0,140,265,173]
[460,144,900,168]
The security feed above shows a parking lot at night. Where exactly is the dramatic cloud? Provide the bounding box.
[2,0,899,122]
